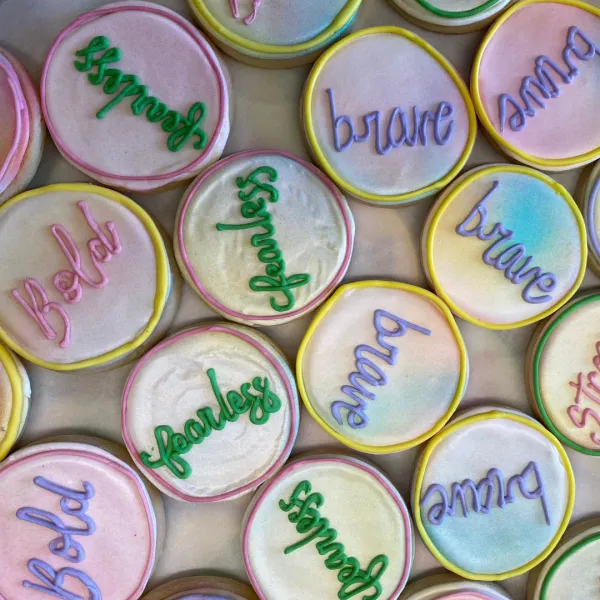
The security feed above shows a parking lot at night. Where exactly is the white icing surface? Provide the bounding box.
[0,355,12,444]
[391,0,512,27]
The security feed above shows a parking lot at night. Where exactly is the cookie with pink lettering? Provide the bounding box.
[302,26,476,206]
[42,1,231,193]
[579,160,600,276]
[413,407,575,581]
[188,0,362,67]
[243,453,413,600]
[400,573,514,600]
[0,183,180,371]
[297,280,468,453]
[142,575,258,600]
[0,47,45,205]
[472,0,600,171]
[122,323,299,502]
[422,164,586,330]
[175,150,354,326]
[0,440,164,600]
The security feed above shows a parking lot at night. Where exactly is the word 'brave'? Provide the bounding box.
[331,309,431,429]
[455,180,557,304]
[327,88,455,154]
[16,476,100,599]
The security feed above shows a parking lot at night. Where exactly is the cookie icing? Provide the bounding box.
[122,324,299,502]
[581,160,600,272]
[297,281,468,453]
[176,150,353,325]
[243,454,413,600]
[472,0,600,170]
[42,1,229,191]
[413,409,575,580]
[0,442,159,600]
[0,183,170,370]
[400,574,514,600]
[303,26,475,205]
[423,165,586,329]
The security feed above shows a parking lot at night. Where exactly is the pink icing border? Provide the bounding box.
[0,447,157,600]
[176,150,354,321]
[242,455,413,600]
[442,594,500,600]
[40,4,227,183]
[121,324,300,502]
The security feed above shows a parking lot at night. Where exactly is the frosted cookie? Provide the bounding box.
[400,573,514,599]
[472,0,600,171]
[297,281,468,453]
[243,453,413,600]
[42,1,231,193]
[0,342,30,461]
[122,323,299,502]
[422,165,586,330]
[0,48,45,205]
[188,0,362,67]
[0,183,180,371]
[527,292,600,456]
[0,440,163,600]
[302,27,476,206]
[413,407,575,581]
[142,576,258,600]
[527,519,600,600]
[579,160,600,276]
[175,150,354,326]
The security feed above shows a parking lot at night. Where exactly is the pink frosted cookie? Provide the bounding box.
[0,183,180,371]
[42,1,231,193]
[142,576,258,600]
[122,323,299,502]
[472,0,600,171]
[400,573,514,599]
[175,150,354,325]
[243,453,414,600]
[0,47,45,205]
[0,440,164,600]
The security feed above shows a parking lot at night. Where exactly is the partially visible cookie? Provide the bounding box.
[142,575,258,600]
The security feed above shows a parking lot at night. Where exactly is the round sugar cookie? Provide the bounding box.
[422,165,586,330]
[188,0,362,67]
[122,323,299,502]
[0,440,163,600]
[243,453,413,600]
[0,183,180,371]
[400,573,514,599]
[472,0,600,171]
[413,407,575,581]
[302,26,476,206]
[297,281,468,453]
[527,291,600,456]
[175,150,354,326]
[579,160,600,276]
[42,1,231,193]
[142,576,258,600]
[0,47,45,205]
[528,519,600,600]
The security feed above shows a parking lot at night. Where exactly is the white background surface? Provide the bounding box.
[1,0,600,598]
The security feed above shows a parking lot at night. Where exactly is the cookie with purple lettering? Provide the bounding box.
[400,573,514,600]
[142,575,258,600]
[413,406,575,581]
[422,164,586,330]
[243,453,413,600]
[579,160,600,277]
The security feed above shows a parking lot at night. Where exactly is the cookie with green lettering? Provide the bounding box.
[122,322,299,502]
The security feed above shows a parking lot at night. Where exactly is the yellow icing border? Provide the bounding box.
[296,280,469,453]
[0,343,24,461]
[413,410,576,581]
[426,165,587,330]
[0,184,169,371]
[303,26,477,205]
[188,0,362,55]
[471,0,600,169]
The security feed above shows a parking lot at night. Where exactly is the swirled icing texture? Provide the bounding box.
[308,32,470,197]
[301,285,463,448]
[477,3,600,160]
[124,329,293,498]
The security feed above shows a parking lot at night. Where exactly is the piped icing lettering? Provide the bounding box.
[327,88,455,155]
[420,461,550,526]
[230,0,261,25]
[455,180,557,304]
[11,201,122,348]
[16,476,101,599]
[498,26,599,133]
[331,309,431,429]
[216,166,311,312]
[279,480,389,600]
[140,368,282,479]
[73,36,208,153]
